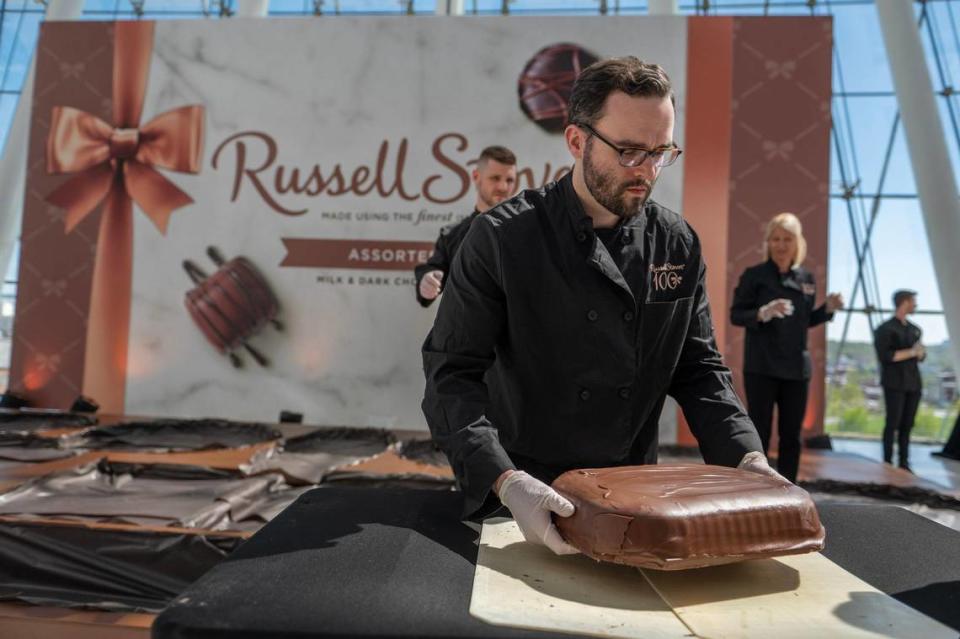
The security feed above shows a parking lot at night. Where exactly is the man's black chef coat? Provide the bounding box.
[422,174,762,519]
[730,260,834,380]
[874,318,923,392]
[414,211,479,307]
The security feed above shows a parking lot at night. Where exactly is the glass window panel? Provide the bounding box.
[0,93,19,152]
[830,95,899,195]
[83,0,127,12]
[831,3,893,93]
[0,11,42,93]
[940,97,960,186]
[879,120,919,195]
[3,243,18,285]
[269,0,310,13]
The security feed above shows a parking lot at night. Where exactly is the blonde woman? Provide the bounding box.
[730,213,843,482]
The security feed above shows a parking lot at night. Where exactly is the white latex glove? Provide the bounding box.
[758,298,794,323]
[419,270,444,300]
[738,451,789,483]
[497,471,579,555]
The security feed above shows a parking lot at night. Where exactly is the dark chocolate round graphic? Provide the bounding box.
[183,252,282,368]
[518,43,600,134]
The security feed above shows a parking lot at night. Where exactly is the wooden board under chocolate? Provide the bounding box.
[473,519,956,639]
[641,551,956,639]
[470,519,692,639]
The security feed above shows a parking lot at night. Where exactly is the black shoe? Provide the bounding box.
[933,450,960,461]
[898,464,914,474]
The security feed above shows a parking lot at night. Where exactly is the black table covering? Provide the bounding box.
[0,522,241,612]
[153,487,960,639]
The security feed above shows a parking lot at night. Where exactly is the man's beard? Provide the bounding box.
[582,139,654,219]
[478,187,508,212]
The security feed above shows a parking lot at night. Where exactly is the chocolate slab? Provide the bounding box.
[552,464,825,570]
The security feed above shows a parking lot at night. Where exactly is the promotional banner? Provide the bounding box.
[11,16,831,438]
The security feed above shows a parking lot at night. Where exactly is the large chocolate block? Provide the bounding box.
[552,464,825,570]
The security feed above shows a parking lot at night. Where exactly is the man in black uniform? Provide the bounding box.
[874,289,925,472]
[422,58,773,555]
[414,146,518,307]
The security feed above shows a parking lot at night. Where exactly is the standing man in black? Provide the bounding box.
[414,146,518,307]
[422,57,775,555]
[874,289,925,472]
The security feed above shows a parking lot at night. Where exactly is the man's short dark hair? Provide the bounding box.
[893,289,917,309]
[478,145,517,167]
[567,57,674,128]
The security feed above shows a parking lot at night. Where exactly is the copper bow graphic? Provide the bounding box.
[35,353,62,373]
[763,139,794,161]
[765,59,796,79]
[40,21,204,414]
[45,103,204,234]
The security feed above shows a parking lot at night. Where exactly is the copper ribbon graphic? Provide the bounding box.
[45,21,204,413]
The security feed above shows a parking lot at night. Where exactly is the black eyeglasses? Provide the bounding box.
[577,122,682,168]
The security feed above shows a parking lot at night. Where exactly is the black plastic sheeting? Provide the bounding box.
[323,473,455,490]
[0,409,97,427]
[242,427,397,484]
[0,446,81,461]
[0,521,241,612]
[800,479,960,511]
[0,410,96,448]
[104,460,240,481]
[75,418,282,451]
[396,438,449,466]
[0,460,307,530]
[283,426,396,453]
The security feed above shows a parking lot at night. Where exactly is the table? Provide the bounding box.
[153,487,960,639]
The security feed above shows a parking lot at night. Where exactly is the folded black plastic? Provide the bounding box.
[0,433,64,448]
[800,479,960,510]
[0,410,95,448]
[0,521,240,612]
[0,460,307,530]
[396,437,448,466]
[242,427,397,484]
[103,460,240,481]
[323,472,455,490]
[0,409,97,428]
[0,446,81,461]
[282,426,396,453]
[75,418,282,451]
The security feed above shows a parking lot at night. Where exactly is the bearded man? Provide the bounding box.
[422,57,771,554]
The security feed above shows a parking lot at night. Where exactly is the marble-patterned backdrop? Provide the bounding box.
[124,17,688,428]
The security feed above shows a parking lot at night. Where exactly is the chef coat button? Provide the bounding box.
[623,311,635,322]
[577,232,587,242]
[621,232,631,244]
[587,309,599,322]
[579,389,591,401]
[618,387,631,400]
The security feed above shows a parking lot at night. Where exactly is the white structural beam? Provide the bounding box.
[435,0,464,15]
[876,0,960,375]
[648,0,678,14]
[0,0,84,290]
[236,0,270,17]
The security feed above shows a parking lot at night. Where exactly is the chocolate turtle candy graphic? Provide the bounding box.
[183,247,283,368]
